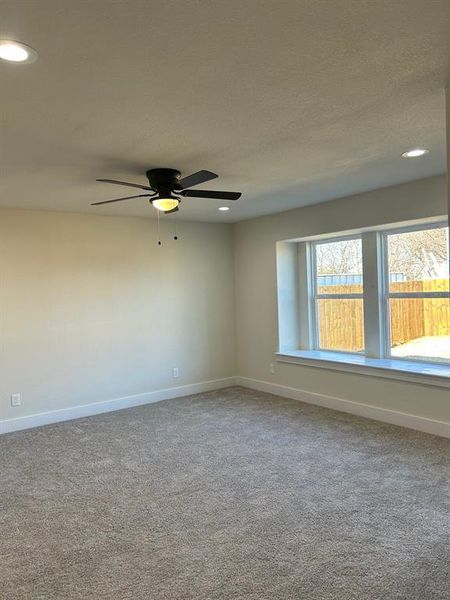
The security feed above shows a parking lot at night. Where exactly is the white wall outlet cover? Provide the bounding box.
[11,393,21,407]
[172,367,179,378]
[269,363,275,373]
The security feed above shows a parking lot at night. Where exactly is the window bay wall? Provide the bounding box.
[234,175,450,433]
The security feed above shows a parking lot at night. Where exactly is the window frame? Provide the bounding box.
[300,219,449,366]
[310,234,364,354]
[381,221,449,364]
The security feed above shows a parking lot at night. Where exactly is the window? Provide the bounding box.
[384,223,449,364]
[312,237,364,353]
[277,219,450,377]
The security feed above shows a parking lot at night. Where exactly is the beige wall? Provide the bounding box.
[0,209,235,421]
[1,174,448,428]
[234,175,450,423]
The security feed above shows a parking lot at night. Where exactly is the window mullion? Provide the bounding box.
[362,231,384,358]
[309,242,319,350]
[315,293,364,300]
[388,292,450,299]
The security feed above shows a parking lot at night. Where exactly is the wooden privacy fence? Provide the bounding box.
[317,279,449,351]
[317,283,364,351]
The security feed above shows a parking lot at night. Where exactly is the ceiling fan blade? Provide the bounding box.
[96,178,152,191]
[180,189,241,200]
[178,170,218,189]
[91,194,152,206]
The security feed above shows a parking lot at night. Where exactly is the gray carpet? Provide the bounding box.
[1,387,449,599]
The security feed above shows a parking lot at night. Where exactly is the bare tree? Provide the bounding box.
[388,228,448,280]
[316,239,362,275]
[316,228,449,280]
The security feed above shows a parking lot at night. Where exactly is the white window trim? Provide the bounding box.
[277,218,449,386]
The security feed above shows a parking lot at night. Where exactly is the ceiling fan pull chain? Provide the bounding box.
[174,217,178,241]
[157,208,162,246]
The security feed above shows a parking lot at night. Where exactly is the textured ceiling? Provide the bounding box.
[1,0,449,222]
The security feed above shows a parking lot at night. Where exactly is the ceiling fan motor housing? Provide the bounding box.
[146,168,181,194]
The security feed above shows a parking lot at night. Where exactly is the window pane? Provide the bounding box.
[389,298,450,363]
[315,238,363,294]
[387,226,449,292]
[317,299,364,352]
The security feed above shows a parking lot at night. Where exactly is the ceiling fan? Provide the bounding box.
[92,168,241,214]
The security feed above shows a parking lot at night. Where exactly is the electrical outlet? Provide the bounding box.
[172,367,179,379]
[269,363,275,374]
[11,393,21,407]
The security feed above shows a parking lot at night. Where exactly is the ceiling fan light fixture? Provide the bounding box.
[152,197,180,212]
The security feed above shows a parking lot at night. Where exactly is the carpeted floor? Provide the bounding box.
[1,387,449,599]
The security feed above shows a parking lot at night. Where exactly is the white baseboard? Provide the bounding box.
[0,377,237,435]
[235,376,450,438]
[3,375,448,439]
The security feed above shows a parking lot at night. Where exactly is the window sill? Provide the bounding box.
[275,350,450,388]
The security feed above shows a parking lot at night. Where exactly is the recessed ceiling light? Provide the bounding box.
[0,40,38,63]
[218,206,230,211]
[401,148,429,158]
